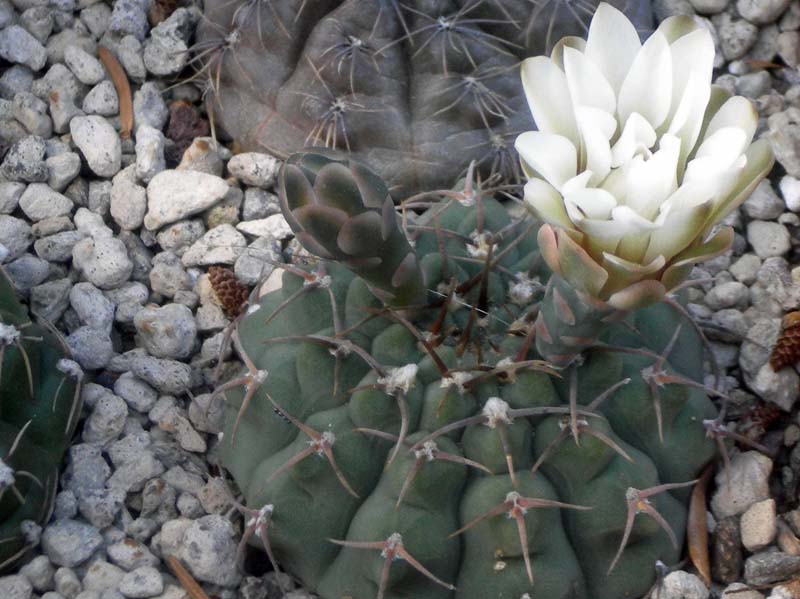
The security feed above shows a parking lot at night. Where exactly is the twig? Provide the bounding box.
[98,46,133,139]
[166,555,211,599]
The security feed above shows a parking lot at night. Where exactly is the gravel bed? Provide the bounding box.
[0,0,798,598]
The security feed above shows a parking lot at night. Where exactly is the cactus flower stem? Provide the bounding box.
[534,275,625,368]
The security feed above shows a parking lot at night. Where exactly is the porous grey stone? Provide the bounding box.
[82,80,119,116]
[737,0,790,24]
[70,116,121,177]
[132,82,167,132]
[66,326,114,370]
[119,567,162,598]
[46,152,82,192]
[134,125,165,183]
[0,215,32,261]
[18,183,73,221]
[110,165,147,231]
[747,220,791,258]
[73,236,133,289]
[769,108,800,178]
[144,170,229,230]
[659,571,708,599]
[0,135,47,182]
[181,224,246,266]
[41,520,103,568]
[134,303,197,359]
[174,516,241,587]
[0,25,46,71]
[711,451,773,519]
[226,152,280,188]
[64,45,105,85]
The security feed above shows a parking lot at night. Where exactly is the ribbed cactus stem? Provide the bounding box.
[534,275,624,367]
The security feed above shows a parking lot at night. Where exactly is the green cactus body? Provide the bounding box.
[196,0,653,197]
[218,152,716,599]
[0,267,83,569]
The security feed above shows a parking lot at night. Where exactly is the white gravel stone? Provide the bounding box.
[129,353,195,395]
[67,326,114,370]
[110,166,147,231]
[72,236,133,289]
[82,561,125,593]
[781,176,800,213]
[106,538,159,571]
[0,25,46,71]
[737,0,790,23]
[41,520,103,567]
[53,568,80,599]
[236,213,292,240]
[82,80,119,116]
[744,180,786,220]
[226,152,281,188]
[0,575,33,599]
[769,108,800,178]
[134,125,165,184]
[747,220,791,258]
[0,215,32,262]
[723,584,765,599]
[119,567,162,598]
[134,303,197,359]
[0,182,25,214]
[660,571,708,599]
[46,152,81,192]
[173,516,241,587]
[715,13,759,60]
[144,170,229,230]
[18,183,73,221]
[70,282,115,334]
[749,362,799,411]
[114,373,157,412]
[64,45,105,85]
[741,498,777,552]
[711,451,773,519]
[19,555,54,592]
[132,82,167,132]
[181,224,246,266]
[70,116,121,177]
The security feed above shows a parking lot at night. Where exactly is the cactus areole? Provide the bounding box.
[218,149,724,599]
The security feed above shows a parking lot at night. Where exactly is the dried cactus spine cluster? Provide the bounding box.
[195,0,653,196]
[216,150,717,599]
[0,266,83,570]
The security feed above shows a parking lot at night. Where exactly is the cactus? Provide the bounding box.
[194,0,653,197]
[216,150,718,599]
[0,266,83,570]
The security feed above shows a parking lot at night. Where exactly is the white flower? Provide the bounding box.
[516,3,774,309]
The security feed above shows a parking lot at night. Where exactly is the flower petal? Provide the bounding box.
[667,69,712,178]
[624,134,681,219]
[618,31,673,130]
[661,226,733,290]
[702,96,758,148]
[555,227,608,296]
[611,112,657,167]
[667,28,714,124]
[643,199,712,263]
[585,2,641,94]
[564,187,617,220]
[576,106,616,183]
[520,57,579,146]
[524,178,572,229]
[563,46,616,115]
[607,279,667,310]
[551,36,587,70]
[703,138,776,233]
[515,131,577,191]
[602,252,666,295]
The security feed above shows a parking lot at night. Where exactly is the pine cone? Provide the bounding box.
[770,312,800,371]
[208,266,250,319]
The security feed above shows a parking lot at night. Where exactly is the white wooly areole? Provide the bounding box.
[515,2,774,311]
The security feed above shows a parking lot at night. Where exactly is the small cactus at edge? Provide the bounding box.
[0,265,83,570]
[217,150,718,599]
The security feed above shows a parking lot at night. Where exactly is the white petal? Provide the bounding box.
[695,126,748,166]
[618,31,673,130]
[520,57,579,146]
[564,187,618,221]
[644,200,711,263]
[611,112,657,167]
[585,2,641,94]
[562,171,594,195]
[576,107,616,183]
[624,134,681,219]
[667,70,712,177]
[667,28,714,125]
[523,178,571,229]
[611,205,659,233]
[702,96,758,147]
[563,46,616,115]
[515,131,577,191]
[551,36,587,70]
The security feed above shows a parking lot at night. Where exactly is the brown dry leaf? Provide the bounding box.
[688,465,713,586]
[771,311,800,371]
[97,47,132,140]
